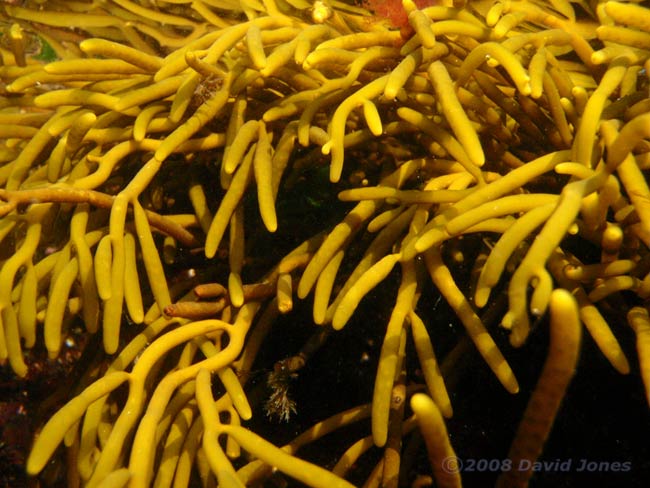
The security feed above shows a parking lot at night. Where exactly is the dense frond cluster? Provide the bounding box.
[1,0,649,486]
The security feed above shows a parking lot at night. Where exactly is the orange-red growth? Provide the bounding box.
[362,0,437,31]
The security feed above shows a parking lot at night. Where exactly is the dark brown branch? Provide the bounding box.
[0,187,199,247]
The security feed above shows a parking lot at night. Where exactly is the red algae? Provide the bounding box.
[362,0,437,31]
